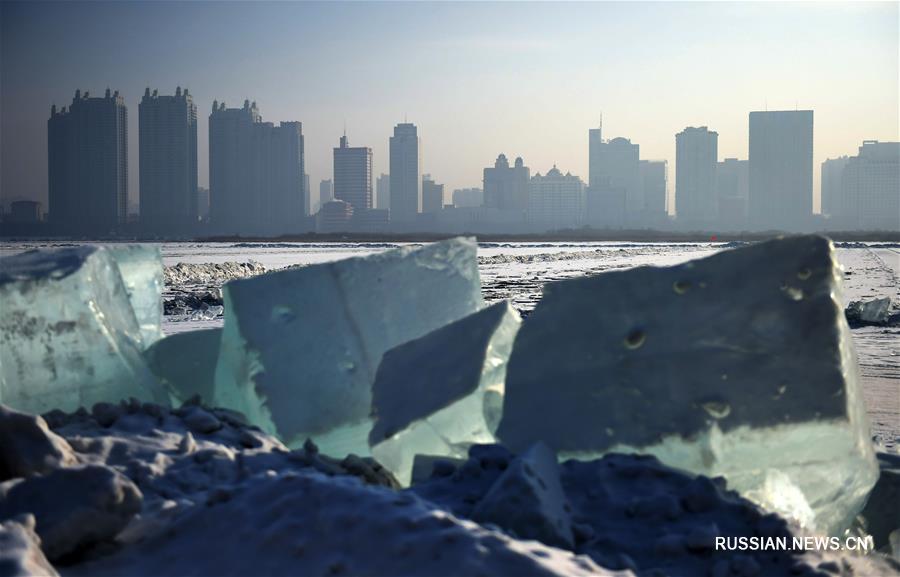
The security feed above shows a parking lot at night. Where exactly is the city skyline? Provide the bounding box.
[2,2,897,214]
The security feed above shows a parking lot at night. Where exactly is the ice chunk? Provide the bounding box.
[213,238,483,454]
[144,329,222,405]
[859,452,900,555]
[496,235,878,535]
[0,247,167,415]
[106,245,165,345]
[472,442,574,549]
[369,301,520,485]
[845,297,893,327]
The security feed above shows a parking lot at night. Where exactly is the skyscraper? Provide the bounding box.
[716,158,749,228]
[748,110,814,231]
[139,86,198,233]
[375,173,390,210]
[209,99,305,235]
[333,134,372,213]
[483,154,530,211]
[422,174,444,213]
[48,88,128,234]
[675,126,718,224]
[586,129,641,227]
[319,179,334,205]
[837,141,899,231]
[389,123,420,222]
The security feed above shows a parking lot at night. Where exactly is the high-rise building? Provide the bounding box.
[389,123,421,222]
[675,126,718,224]
[452,187,483,208]
[528,166,585,229]
[209,99,305,235]
[375,173,390,210]
[48,89,128,234]
[748,110,814,231]
[716,158,749,228]
[837,141,899,231]
[640,160,668,217]
[821,156,849,218]
[586,128,641,227]
[422,174,444,213]
[333,134,372,213]
[139,86,198,233]
[304,173,311,216]
[483,154,530,211]
[197,187,210,221]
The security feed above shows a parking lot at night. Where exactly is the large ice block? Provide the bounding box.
[106,245,164,346]
[496,235,878,535]
[144,329,222,406]
[0,247,167,414]
[369,301,520,485]
[213,238,484,454]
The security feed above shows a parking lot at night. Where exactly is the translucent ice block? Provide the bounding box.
[106,245,165,346]
[496,235,878,535]
[213,238,484,454]
[369,301,520,485]
[0,247,167,414]
[144,328,222,406]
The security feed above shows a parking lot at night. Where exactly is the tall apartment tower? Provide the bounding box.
[209,99,305,236]
[48,88,128,234]
[389,123,421,222]
[139,86,198,233]
[483,154,530,211]
[675,126,718,223]
[748,110,814,231]
[821,156,849,218]
[333,134,372,213]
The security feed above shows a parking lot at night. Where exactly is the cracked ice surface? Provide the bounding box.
[0,247,167,414]
[497,235,879,535]
[369,301,520,485]
[213,237,484,454]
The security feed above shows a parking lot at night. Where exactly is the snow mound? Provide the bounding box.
[163,260,267,287]
[0,516,58,577]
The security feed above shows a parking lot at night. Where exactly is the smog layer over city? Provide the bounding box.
[0,2,898,577]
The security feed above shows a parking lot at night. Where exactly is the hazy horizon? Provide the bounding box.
[1,1,897,214]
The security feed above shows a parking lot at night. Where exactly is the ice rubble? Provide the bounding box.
[846,297,896,327]
[144,328,222,405]
[496,235,878,535]
[369,301,520,485]
[213,237,484,454]
[0,247,167,415]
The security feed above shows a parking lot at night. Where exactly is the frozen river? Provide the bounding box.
[2,239,898,449]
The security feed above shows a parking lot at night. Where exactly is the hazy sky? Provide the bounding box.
[1,1,897,213]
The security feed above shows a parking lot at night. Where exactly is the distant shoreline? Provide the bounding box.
[2,229,899,244]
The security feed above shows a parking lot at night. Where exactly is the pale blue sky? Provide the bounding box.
[1,1,897,212]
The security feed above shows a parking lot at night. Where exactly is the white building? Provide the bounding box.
[586,128,641,227]
[838,141,899,231]
[676,126,718,224]
[528,166,585,230]
[389,123,421,222]
[452,187,483,208]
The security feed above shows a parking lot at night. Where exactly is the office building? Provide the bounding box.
[586,127,641,227]
[716,158,749,228]
[320,179,334,206]
[748,110,814,231]
[838,141,899,231]
[452,187,483,208]
[640,160,668,217]
[389,123,421,222]
[333,134,372,213]
[209,99,305,235]
[375,173,390,210]
[675,126,718,224]
[422,174,444,213]
[316,199,354,233]
[483,154,530,211]
[139,87,198,233]
[821,156,849,218]
[48,88,128,234]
